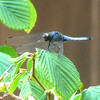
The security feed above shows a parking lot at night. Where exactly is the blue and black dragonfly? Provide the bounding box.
[6,31,92,55]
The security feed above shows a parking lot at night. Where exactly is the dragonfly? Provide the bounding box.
[6,31,92,55]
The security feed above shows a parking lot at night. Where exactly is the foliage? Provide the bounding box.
[81,86,100,100]
[0,0,37,33]
[0,46,99,100]
[0,45,81,99]
[0,0,99,100]
[35,49,81,99]
[0,45,18,58]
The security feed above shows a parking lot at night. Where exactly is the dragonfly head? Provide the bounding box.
[43,33,50,41]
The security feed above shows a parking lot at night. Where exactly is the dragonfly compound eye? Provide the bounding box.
[42,33,50,41]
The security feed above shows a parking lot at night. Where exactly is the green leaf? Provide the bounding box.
[9,53,31,78]
[81,86,100,100]
[0,82,10,93]
[27,58,33,72]
[9,52,28,62]
[40,91,48,100]
[35,48,81,100]
[0,0,30,30]
[70,93,81,100]
[9,72,25,95]
[11,59,26,78]
[20,72,32,82]
[0,19,2,22]
[0,45,18,58]
[25,0,37,33]
[73,94,81,100]
[18,72,32,89]
[0,52,15,82]
[19,80,45,100]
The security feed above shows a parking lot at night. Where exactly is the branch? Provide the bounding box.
[32,53,50,100]
[47,92,50,100]
[1,93,24,100]
[0,64,13,80]
[32,57,45,91]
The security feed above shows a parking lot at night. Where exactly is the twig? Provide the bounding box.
[32,53,51,100]
[0,64,13,80]
[47,92,50,100]
[11,94,24,100]
[2,93,24,100]
[32,57,45,91]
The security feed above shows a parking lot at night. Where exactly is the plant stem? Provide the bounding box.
[47,92,50,100]
[33,75,45,91]
[32,58,45,91]
[0,64,13,80]
[2,93,24,100]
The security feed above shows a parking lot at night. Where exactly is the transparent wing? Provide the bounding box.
[48,42,59,52]
[49,36,64,55]
[16,40,48,54]
[6,32,45,46]
[6,32,50,54]
[52,42,64,53]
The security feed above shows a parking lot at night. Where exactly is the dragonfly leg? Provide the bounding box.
[59,42,63,56]
[52,42,60,50]
[48,41,50,50]
[58,38,64,58]
[48,41,54,51]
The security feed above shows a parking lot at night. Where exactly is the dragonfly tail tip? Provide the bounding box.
[88,37,93,40]
[86,37,93,40]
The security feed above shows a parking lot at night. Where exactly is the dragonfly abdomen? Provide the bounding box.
[63,35,92,41]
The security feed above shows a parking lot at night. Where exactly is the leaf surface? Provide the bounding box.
[0,0,30,30]
[35,48,81,99]
[0,52,15,82]
[19,80,45,100]
[81,86,100,100]
[0,45,18,58]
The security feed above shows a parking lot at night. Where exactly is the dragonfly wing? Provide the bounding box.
[58,41,64,57]
[48,42,58,52]
[49,34,64,54]
[16,40,48,54]
[6,32,45,46]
